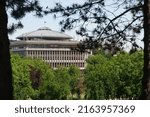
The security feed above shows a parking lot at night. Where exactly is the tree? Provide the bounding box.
[11,54,39,99]
[85,54,108,99]
[11,54,56,100]
[48,0,150,99]
[139,0,150,99]
[0,0,43,99]
[68,65,80,99]
[85,51,143,99]
[11,53,82,100]
[51,67,71,100]
[48,0,143,50]
[0,0,13,99]
[29,58,55,100]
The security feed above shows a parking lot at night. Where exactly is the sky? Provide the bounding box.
[8,0,126,40]
[8,0,143,50]
[8,0,86,40]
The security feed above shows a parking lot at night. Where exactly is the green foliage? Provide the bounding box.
[38,66,71,100]
[85,51,143,99]
[11,54,55,99]
[11,54,81,100]
[112,51,143,99]
[12,51,143,100]
[11,54,38,99]
[68,65,80,97]
[54,67,71,99]
[28,59,55,100]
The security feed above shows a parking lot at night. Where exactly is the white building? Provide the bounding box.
[10,27,91,69]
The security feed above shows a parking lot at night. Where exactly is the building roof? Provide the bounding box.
[17,27,72,40]
[11,40,78,46]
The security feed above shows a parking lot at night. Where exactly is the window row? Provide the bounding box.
[49,62,85,68]
[27,50,86,60]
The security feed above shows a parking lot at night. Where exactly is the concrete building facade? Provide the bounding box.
[10,27,91,69]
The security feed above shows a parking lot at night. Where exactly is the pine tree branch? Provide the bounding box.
[99,5,143,38]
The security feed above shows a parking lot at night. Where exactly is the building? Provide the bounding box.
[10,27,91,69]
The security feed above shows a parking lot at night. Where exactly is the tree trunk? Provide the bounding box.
[0,0,13,99]
[140,0,150,99]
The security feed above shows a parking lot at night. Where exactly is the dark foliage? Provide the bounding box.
[6,0,44,33]
[47,0,143,51]
[29,66,41,89]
